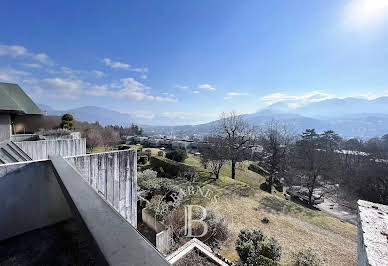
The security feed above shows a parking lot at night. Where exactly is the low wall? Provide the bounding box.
[65,150,137,227]
[41,132,81,140]
[156,229,173,254]
[16,138,86,160]
[142,208,173,253]
[10,134,39,142]
[0,160,72,241]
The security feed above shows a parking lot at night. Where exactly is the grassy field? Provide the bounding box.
[178,153,356,265]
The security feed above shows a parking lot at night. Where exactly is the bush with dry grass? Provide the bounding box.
[236,229,282,266]
[291,247,323,266]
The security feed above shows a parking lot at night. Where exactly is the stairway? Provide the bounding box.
[0,140,32,164]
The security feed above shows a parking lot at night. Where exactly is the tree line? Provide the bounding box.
[74,120,143,152]
[199,111,388,206]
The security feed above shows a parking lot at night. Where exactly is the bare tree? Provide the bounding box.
[216,111,256,180]
[290,129,341,206]
[101,127,120,151]
[84,128,103,152]
[257,120,293,193]
[199,136,227,179]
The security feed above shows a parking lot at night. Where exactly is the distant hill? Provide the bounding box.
[38,104,135,126]
[263,97,388,118]
[39,96,388,139]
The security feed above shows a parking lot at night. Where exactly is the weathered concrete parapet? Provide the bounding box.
[15,138,86,160]
[65,150,137,227]
[357,200,388,266]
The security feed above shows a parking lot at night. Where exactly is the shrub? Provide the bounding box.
[179,167,197,182]
[138,169,158,181]
[147,195,176,221]
[61,113,74,131]
[157,151,164,157]
[118,144,131,150]
[166,149,187,162]
[149,156,195,178]
[261,217,270,224]
[292,248,323,266]
[138,155,148,165]
[138,169,180,196]
[236,229,282,265]
[144,149,152,157]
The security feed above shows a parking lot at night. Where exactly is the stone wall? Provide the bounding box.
[16,138,86,160]
[65,150,137,227]
[0,160,72,241]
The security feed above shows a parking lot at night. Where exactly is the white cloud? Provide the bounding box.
[93,70,104,78]
[174,85,189,90]
[131,67,148,74]
[198,83,216,91]
[21,63,42,68]
[343,0,388,31]
[162,92,175,97]
[192,90,200,94]
[224,92,249,100]
[0,67,30,83]
[102,58,148,76]
[0,44,53,65]
[0,45,28,57]
[41,78,86,99]
[103,58,130,69]
[34,53,53,65]
[86,85,110,96]
[260,91,336,107]
[115,77,177,102]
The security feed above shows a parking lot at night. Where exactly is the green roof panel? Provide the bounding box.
[0,82,43,115]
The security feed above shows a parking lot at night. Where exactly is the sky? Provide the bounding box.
[1,0,388,125]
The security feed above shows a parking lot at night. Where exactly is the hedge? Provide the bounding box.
[149,156,195,179]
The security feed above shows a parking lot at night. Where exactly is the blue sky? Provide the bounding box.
[1,0,388,125]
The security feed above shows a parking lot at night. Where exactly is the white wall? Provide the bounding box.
[16,138,86,160]
[65,150,137,227]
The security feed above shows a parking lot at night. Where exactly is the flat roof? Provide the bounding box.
[0,82,43,115]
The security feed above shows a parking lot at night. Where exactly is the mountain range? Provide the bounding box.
[39,96,388,139]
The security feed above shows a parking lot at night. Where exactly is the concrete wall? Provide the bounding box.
[156,229,173,254]
[142,208,173,253]
[41,132,81,140]
[10,134,39,142]
[357,200,388,266]
[0,160,72,241]
[65,150,137,227]
[15,138,86,160]
[0,114,11,141]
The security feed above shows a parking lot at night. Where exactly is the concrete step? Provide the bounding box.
[7,142,31,161]
[0,141,32,164]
